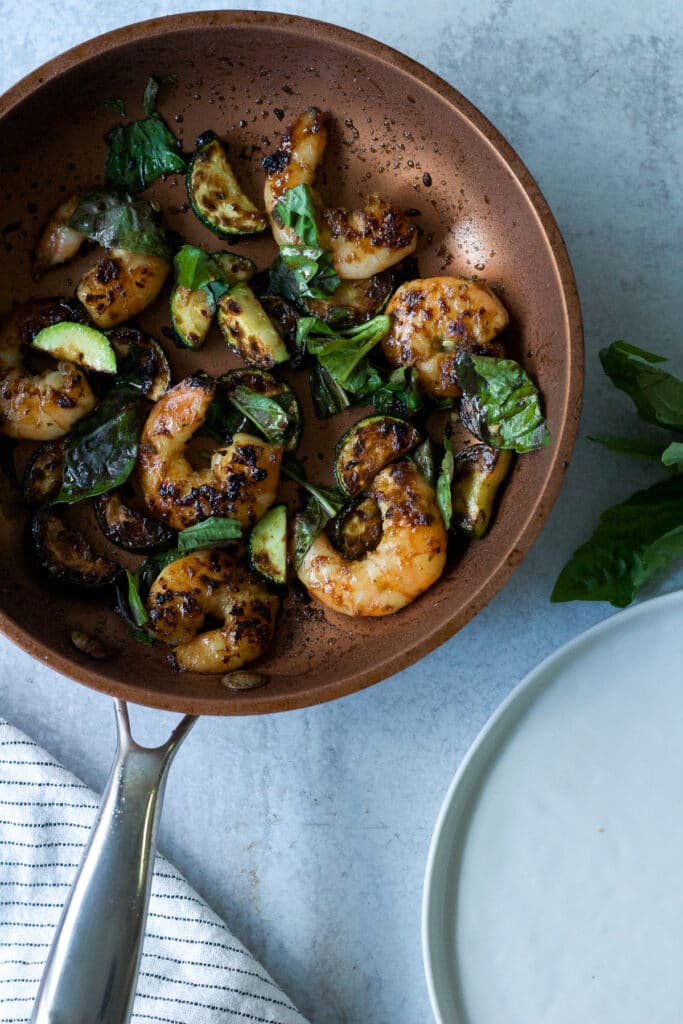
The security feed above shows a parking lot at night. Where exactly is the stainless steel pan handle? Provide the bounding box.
[31,699,197,1024]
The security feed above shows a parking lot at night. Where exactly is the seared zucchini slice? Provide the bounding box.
[259,294,302,366]
[170,285,215,350]
[215,251,257,284]
[23,439,67,506]
[216,368,302,453]
[247,503,287,587]
[334,415,421,497]
[187,132,267,238]
[451,444,512,538]
[94,489,176,553]
[331,495,382,560]
[108,325,171,401]
[77,249,170,329]
[31,508,120,589]
[32,322,117,374]
[216,284,290,368]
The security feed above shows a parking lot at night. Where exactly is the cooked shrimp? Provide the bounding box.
[33,196,85,273]
[382,276,509,399]
[321,194,417,280]
[297,462,447,617]
[138,372,282,532]
[146,549,279,673]
[263,109,417,278]
[0,299,97,440]
[263,107,327,246]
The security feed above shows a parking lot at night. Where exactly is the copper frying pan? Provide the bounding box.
[1,13,582,1019]
[0,12,582,718]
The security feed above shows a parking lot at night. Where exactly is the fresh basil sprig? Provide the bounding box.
[67,189,172,262]
[105,75,184,194]
[552,476,683,607]
[599,341,683,430]
[266,184,340,303]
[177,517,242,551]
[456,352,550,453]
[283,457,345,568]
[55,386,141,505]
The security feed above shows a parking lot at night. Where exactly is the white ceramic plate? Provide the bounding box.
[422,590,683,1024]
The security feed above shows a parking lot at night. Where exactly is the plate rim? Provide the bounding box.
[421,588,683,1023]
[0,11,584,715]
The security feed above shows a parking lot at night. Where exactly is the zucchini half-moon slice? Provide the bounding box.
[451,444,512,539]
[334,415,421,498]
[31,508,120,590]
[94,489,176,553]
[187,131,268,238]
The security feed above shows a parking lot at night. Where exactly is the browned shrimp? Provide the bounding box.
[297,462,447,617]
[137,372,282,532]
[382,276,509,399]
[146,549,279,673]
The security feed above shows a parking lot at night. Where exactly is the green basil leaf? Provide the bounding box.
[587,435,668,458]
[369,366,424,417]
[293,497,331,570]
[308,362,352,419]
[67,189,172,262]
[599,341,683,430]
[105,114,186,194]
[177,517,242,551]
[104,96,127,117]
[282,457,345,518]
[55,387,141,504]
[662,441,683,470]
[436,438,455,528]
[228,385,291,445]
[273,183,319,246]
[201,398,246,443]
[266,247,340,304]
[457,353,550,453]
[173,244,230,296]
[113,571,154,644]
[300,314,391,388]
[143,74,177,117]
[551,475,683,607]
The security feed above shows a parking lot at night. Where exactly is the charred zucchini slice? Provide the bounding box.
[23,439,67,506]
[108,326,171,401]
[334,415,421,497]
[217,368,302,453]
[216,284,290,368]
[31,508,120,589]
[187,132,267,238]
[451,444,512,538]
[170,285,215,350]
[214,251,257,284]
[331,496,382,560]
[94,489,176,553]
[247,503,287,587]
[32,322,117,374]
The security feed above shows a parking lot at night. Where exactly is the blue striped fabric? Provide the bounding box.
[0,721,309,1024]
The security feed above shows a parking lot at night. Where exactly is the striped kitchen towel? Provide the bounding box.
[0,718,309,1024]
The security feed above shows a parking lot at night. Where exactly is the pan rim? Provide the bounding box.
[0,10,583,715]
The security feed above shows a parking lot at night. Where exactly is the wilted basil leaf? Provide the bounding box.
[173,245,230,300]
[201,398,246,442]
[67,189,172,262]
[113,571,154,645]
[457,353,550,453]
[368,366,424,417]
[552,475,683,607]
[138,548,185,593]
[104,96,127,117]
[105,114,186,194]
[436,438,455,528]
[273,183,319,246]
[599,341,683,430]
[55,387,141,504]
[309,362,352,419]
[228,385,294,446]
[300,314,391,388]
[177,517,242,551]
[143,74,178,117]
[266,247,340,304]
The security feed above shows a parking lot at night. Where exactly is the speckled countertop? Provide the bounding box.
[0,2,682,1022]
